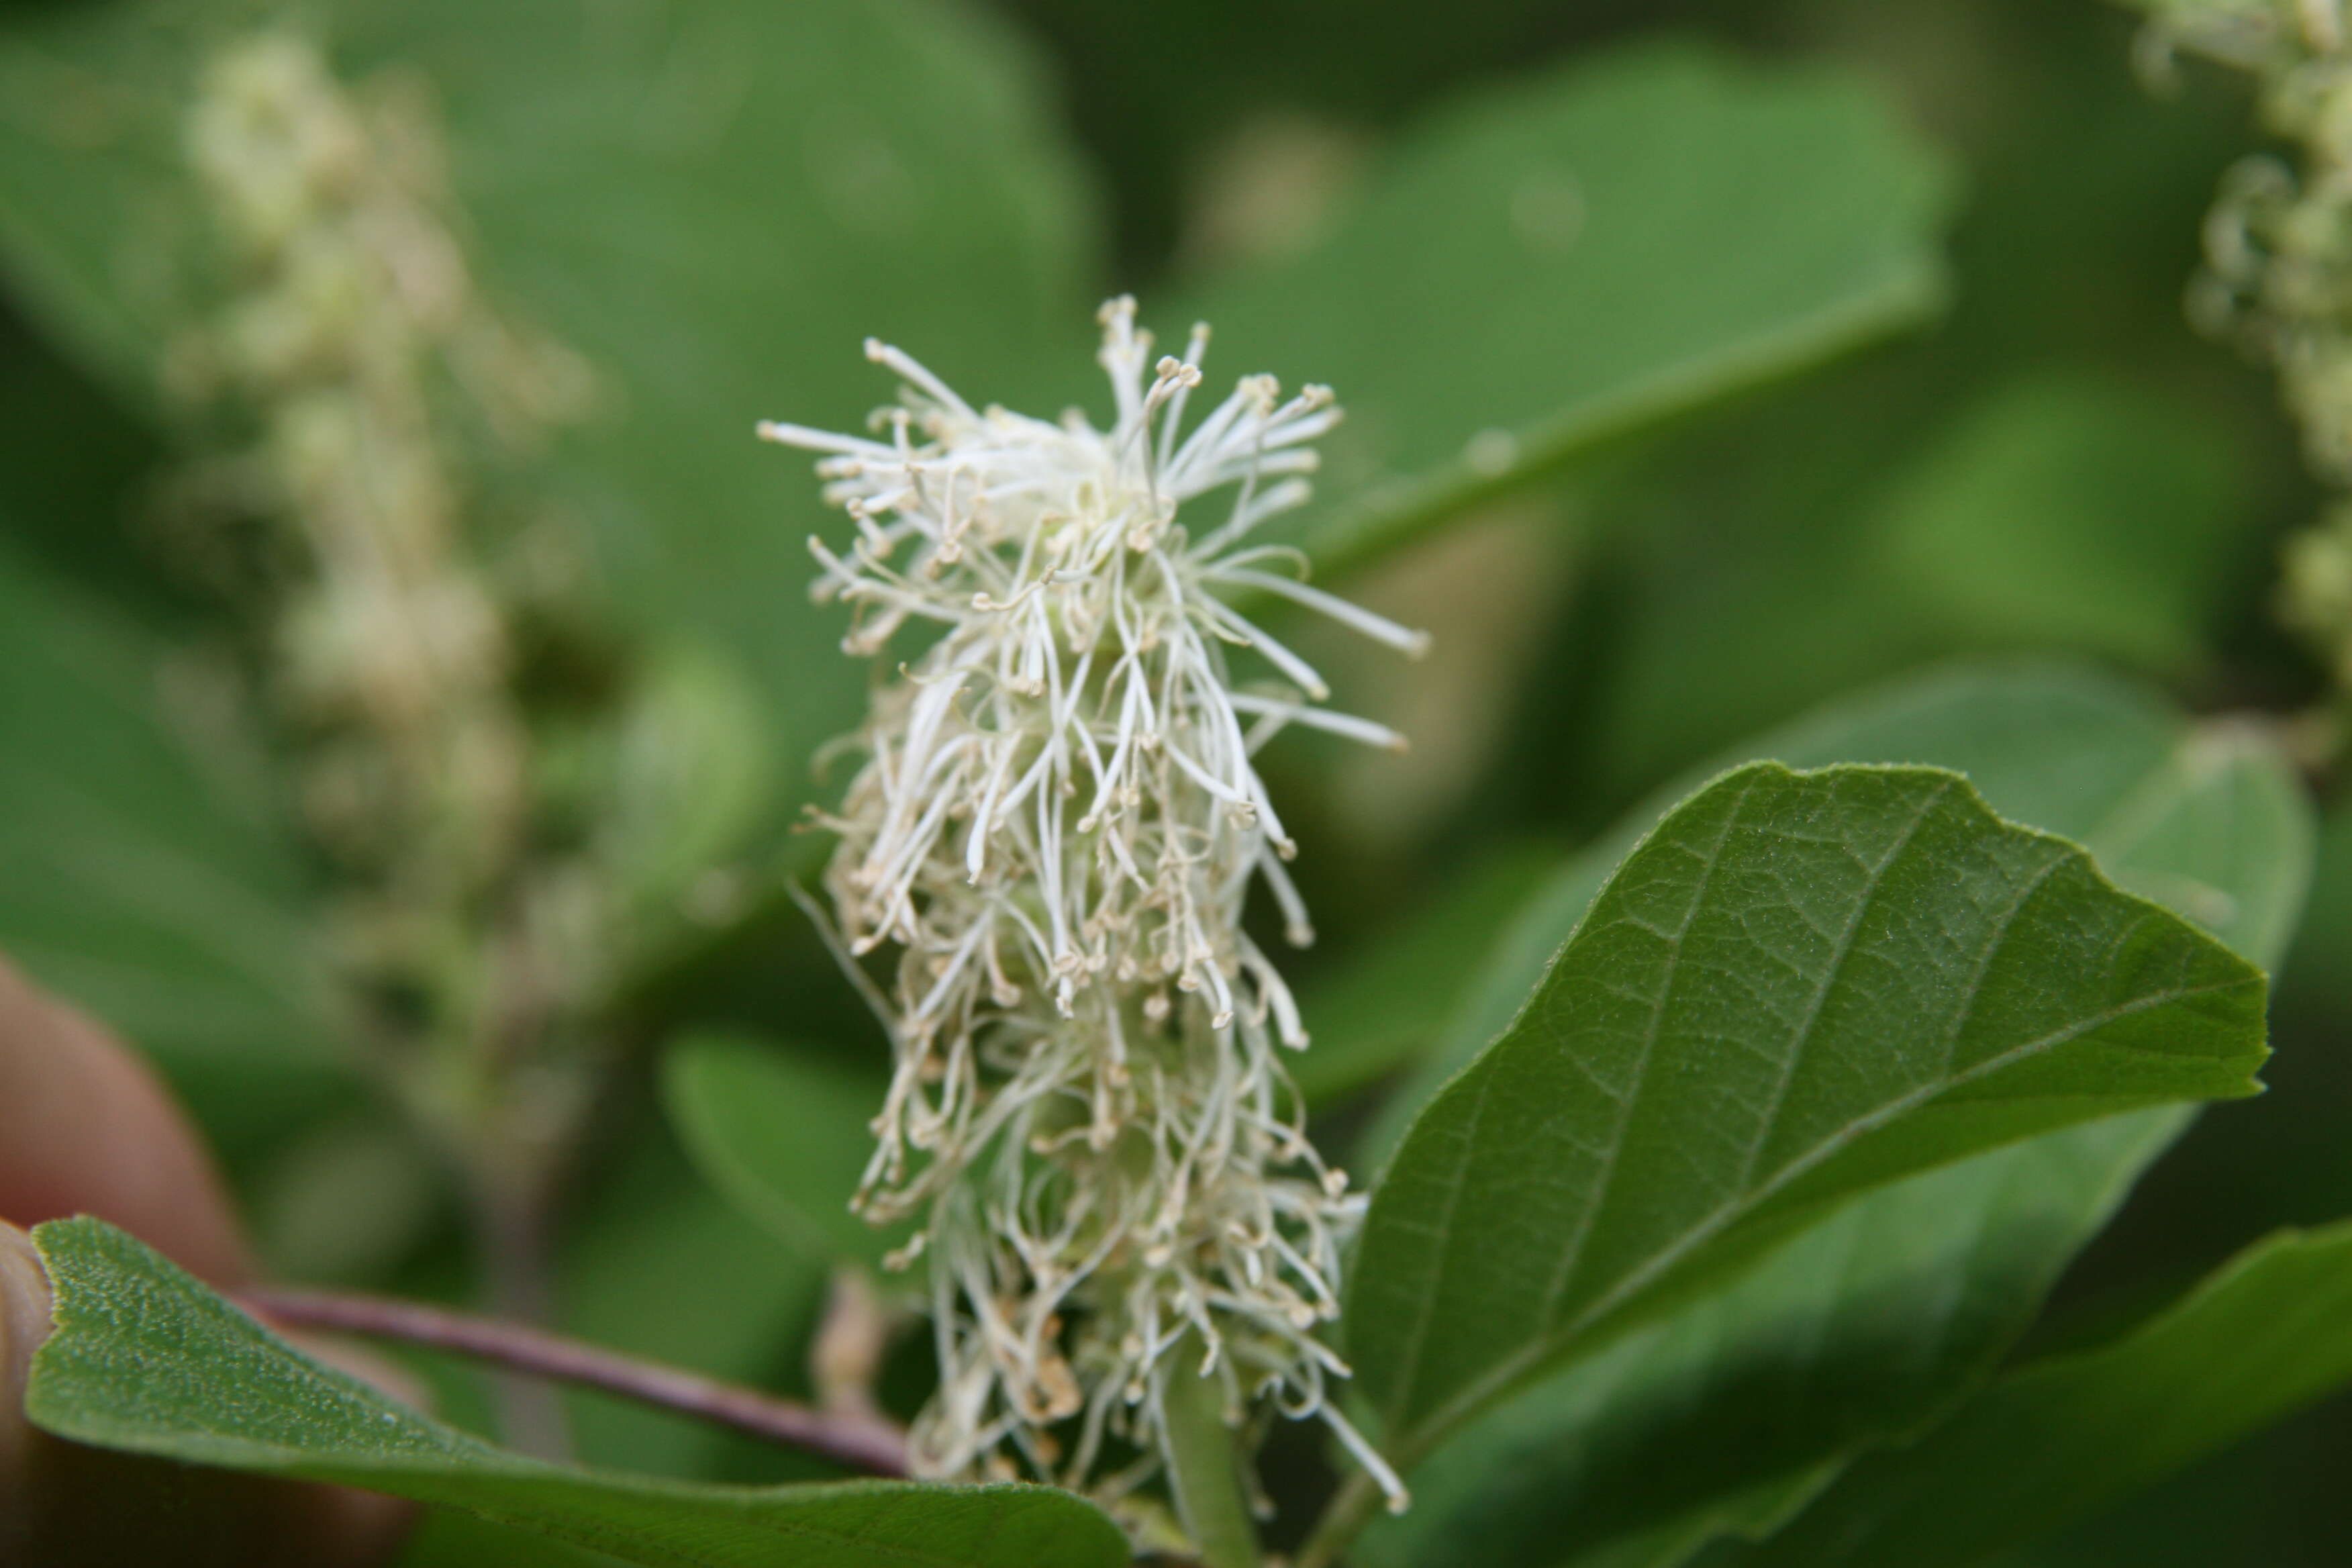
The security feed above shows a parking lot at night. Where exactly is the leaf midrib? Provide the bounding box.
[1724,777,1954,1193]
[1391,768,1930,1442]
[1311,264,1944,578]
[1380,771,1759,1433]
[1527,775,1767,1326]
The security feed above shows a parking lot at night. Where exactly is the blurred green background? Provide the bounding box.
[3,0,2349,1562]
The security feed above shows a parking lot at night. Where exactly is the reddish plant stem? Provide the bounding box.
[240,1286,910,1477]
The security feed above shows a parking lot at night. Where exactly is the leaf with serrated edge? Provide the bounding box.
[26,1218,1126,1568]
[1348,761,2267,1463]
[1351,665,2312,1568]
[1361,663,2308,1168]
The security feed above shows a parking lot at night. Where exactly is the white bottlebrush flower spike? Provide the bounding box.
[763,298,1420,1510]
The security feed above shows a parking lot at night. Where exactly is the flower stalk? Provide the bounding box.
[169,31,761,1457]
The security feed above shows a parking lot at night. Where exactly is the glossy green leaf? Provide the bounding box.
[27,1217,1127,1568]
[1714,1222,2352,1568]
[1173,41,1955,576]
[1348,761,2268,1461]
[1351,664,2314,1568]
[0,534,343,1150]
[662,1033,896,1268]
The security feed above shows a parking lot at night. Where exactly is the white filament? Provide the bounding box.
[767,297,1418,1505]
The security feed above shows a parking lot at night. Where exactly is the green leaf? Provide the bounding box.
[27,1216,1128,1568]
[339,0,1092,786]
[2278,803,2352,1020]
[1347,761,2268,1461]
[1355,1114,2184,1568]
[1173,40,1955,576]
[1366,663,2312,1165]
[0,534,344,1151]
[1567,354,2260,815]
[594,644,779,920]
[1712,1222,2352,1568]
[397,1512,630,1568]
[1349,665,2314,1568]
[662,1033,897,1268]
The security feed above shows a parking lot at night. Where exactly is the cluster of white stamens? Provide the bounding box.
[763,298,1418,1508]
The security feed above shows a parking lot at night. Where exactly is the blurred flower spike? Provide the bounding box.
[762,297,1422,1508]
[2139,0,2352,691]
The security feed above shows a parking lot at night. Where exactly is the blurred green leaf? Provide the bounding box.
[1571,358,2266,813]
[1289,842,1556,1105]
[366,1117,834,1488]
[2277,803,2352,1021]
[0,301,171,609]
[1869,375,2241,668]
[337,0,1095,793]
[663,1032,897,1269]
[248,1108,442,1283]
[1172,40,1956,576]
[28,1216,1128,1568]
[1712,1221,2352,1568]
[0,0,1097,811]
[594,644,777,920]
[0,17,192,398]
[0,534,343,1150]
[1348,761,2268,1461]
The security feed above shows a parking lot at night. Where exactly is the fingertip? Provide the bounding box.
[1,1222,50,1538]
[0,955,254,1285]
